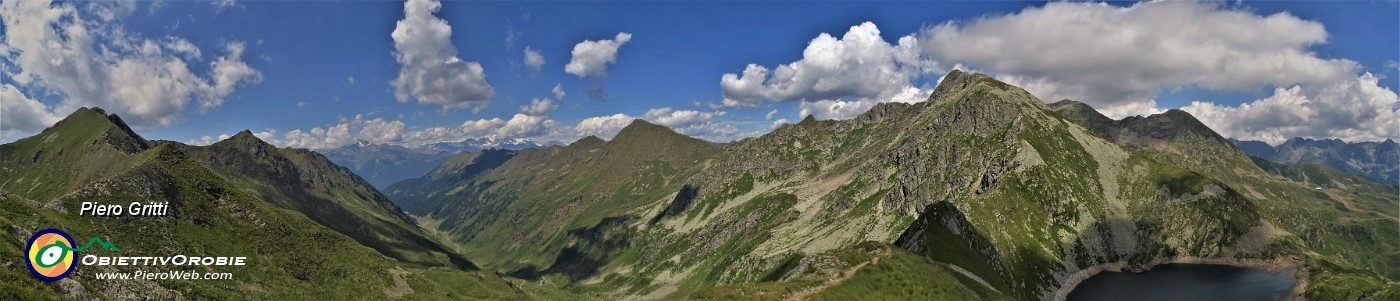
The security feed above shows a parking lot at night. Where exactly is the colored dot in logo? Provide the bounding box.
[25,228,76,282]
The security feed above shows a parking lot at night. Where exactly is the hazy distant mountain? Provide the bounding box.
[1228,137,1398,184]
[1229,139,1278,159]
[320,141,455,190]
[389,71,1399,300]
[321,138,562,190]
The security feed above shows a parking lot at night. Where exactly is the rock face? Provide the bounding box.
[1229,137,1399,185]
[392,70,1398,300]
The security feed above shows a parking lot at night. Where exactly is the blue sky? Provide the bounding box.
[1,0,1396,147]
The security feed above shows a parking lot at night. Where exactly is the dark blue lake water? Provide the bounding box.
[1067,263,1296,301]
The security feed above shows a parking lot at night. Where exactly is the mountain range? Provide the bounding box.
[2,71,1394,300]
[387,71,1398,300]
[1228,138,1397,185]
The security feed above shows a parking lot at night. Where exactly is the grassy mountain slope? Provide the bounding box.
[386,120,718,273]
[0,108,561,300]
[171,131,472,269]
[1046,100,1261,184]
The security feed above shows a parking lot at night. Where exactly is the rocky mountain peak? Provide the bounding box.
[45,107,149,153]
[1280,137,1348,148]
[611,119,692,145]
[213,129,280,157]
[571,135,607,148]
[1048,99,1115,137]
[1136,109,1230,143]
[1048,100,1104,118]
[927,69,987,102]
[226,129,269,145]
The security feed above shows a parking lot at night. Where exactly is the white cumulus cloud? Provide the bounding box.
[919,1,1358,118]
[564,108,747,142]
[520,97,558,116]
[357,118,407,143]
[274,115,402,149]
[497,113,556,138]
[1184,73,1398,145]
[361,113,557,147]
[564,32,632,79]
[643,107,726,128]
[719,22,936,108]
[573,113,633,139]
[0,84,61,139]
[0,0,262,134]
[798,86,932,120]
[916,1,1396,142]
[523,46,545,76]
[770,119,791,130]
[391,0,494,112]
[552,84,566,100]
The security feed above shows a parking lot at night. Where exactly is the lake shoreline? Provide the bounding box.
[1052,256,1308,301]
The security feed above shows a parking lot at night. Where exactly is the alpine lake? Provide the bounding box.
[1067,263,1297,301]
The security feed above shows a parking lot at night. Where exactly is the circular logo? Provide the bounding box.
[25,228,76,282]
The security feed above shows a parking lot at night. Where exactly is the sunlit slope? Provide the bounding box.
[386,119,718,271]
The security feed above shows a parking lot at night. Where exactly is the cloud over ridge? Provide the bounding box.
[915,1,1394,143]
[0,0,262,136]
[391,0,494,112]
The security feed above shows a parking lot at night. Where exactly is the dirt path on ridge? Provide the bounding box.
[782,246,891,301]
